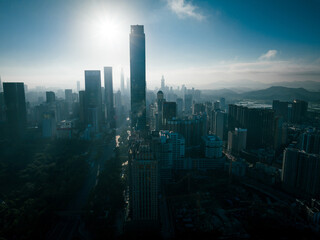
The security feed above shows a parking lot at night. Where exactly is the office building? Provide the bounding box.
[3,82,27,135]
[85,70,102,132]
[104,67,114,123]
[130,25,146,131]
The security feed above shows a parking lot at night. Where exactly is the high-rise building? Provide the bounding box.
[161,75,165,90]
[130,25,146,131]
[162,102,176,126]
[272,100,288,122]
[85,70,102,132]
[301,129,320,154]
[79,91,85,123]
[184,94,192,114]
[131,144,158,221]
[42,111,56,138]
[176,98,183,117]
[213,110,227,141]
[282,148,320,198]
[228,104,274,149]
[65,89,73,102]
[291,99,308,124]
[3,82,27,135]
[228,128,247,155]
[104,67,114,124]
[46,91,55,103]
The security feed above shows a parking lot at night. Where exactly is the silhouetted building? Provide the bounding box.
[104,67,114,124]
[301,129,320,154]
[46,91,55,103]
[65,89,72,102]
[162,102,176,126]
[282,148,320,198]
[3,82,27,136]
[42,111,56,138]
[130,25,146,130]
[79,91,85,123]
[291,99,308,124]
[184,94,192,114]
[228,105,274,149]
[272,100,288,122]
[228,128,247,155]
[85,70,102,132]
[176,98,183,116]
[131,144,158,221]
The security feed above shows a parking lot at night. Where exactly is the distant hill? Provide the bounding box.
[239,86,320,102]
[201,86,320,102]
[267,81,320,92]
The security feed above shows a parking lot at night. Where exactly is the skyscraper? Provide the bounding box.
[161,75,165,90]
[104,67,114,124]
[85,70,102,132]
[130,25,146,131]
[3,82,27,136]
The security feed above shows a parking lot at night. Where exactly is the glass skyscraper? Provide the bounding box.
[130,25,146,131]
[104,67,114,124]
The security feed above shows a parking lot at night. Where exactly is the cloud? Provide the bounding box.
[259,50,278,60]
[167,0,204,21]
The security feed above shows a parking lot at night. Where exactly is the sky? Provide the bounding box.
[0,0,320,90]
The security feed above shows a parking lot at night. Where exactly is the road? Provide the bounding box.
[46,135,115,240]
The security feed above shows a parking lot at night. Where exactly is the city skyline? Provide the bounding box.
[1,0,319,90]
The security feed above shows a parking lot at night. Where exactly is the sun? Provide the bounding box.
[93,16,122,46]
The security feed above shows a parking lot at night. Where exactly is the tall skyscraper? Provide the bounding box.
[3,82,27,136]
[85,70,102,132]
[104,67,114,124]
[161,75,165,90]
[130,25,146,131]
[77,81,80,93]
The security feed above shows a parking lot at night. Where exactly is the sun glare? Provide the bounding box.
[92,16,123,46]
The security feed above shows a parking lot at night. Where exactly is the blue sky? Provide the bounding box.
[0,0,319,90]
